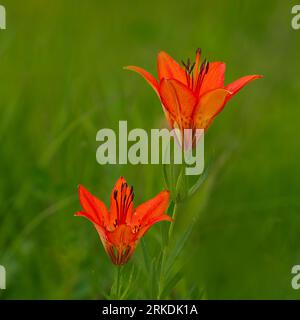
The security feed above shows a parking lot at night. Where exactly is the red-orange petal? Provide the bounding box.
[76,185,109,227]
[124,66,160,97]
[157,51,187,85]
[103,225,137,265]
[160,79,197,130]
[192,88,230,129]
[131,190,170,229]
[137,214,173,239]
[161,104,175,129]
[199,62,226,97]
[225,74,263,99]
[106,225,136,247]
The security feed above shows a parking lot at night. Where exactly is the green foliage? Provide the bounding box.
[0,0,299,299]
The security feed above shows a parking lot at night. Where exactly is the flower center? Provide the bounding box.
[113,182,134,225]
[182,48,210,94]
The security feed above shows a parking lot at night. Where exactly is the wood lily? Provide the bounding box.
[75,177,171,265]
[125,49,262,133]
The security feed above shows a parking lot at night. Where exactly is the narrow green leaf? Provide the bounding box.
[175,165,188,202]
[161,269,183,298]
[187,167,209,197]
[151,257,158,298]
[120,265,135,299]
[162,162,170,190]
[141,238,151,273]
[165,222,195,275]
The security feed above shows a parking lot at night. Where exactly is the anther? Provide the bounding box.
[206,62,210,74]
[113,190,118,200]
[190,62,195,74]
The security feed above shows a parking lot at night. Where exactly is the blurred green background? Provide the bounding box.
[0,0,299,299]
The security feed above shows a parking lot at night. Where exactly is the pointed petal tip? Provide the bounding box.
[250,74,263,79]
[225,74,263,97]
[158,189,170,202]
[163,189,170,197]
[165,214,173,222]
[123,65,135,71]
[74,211,85,217]
[78,184,84,195]
[112,176,128,195]
[78,184,90,196]
[157,51,172,62]
[157,50,168,56]
[157,51,171,62]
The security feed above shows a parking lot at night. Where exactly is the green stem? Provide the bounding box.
[157,155,182,299]
[157,200,178,299]
[115,266,122,299]
[168,201,178,240]
[157,248,167,299]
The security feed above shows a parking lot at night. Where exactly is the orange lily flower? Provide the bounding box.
[125,49,262,132]
[75,177,171,265]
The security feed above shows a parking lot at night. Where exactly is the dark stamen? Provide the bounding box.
[113,190,119,225]
[113,190,118,200]
[205,61,210,74]
[120,183,126,222]
[190,62,195,73]
[182,58,194,74]
[124,186,134,214]
[181,49,209,92]
[181,60,187,69]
